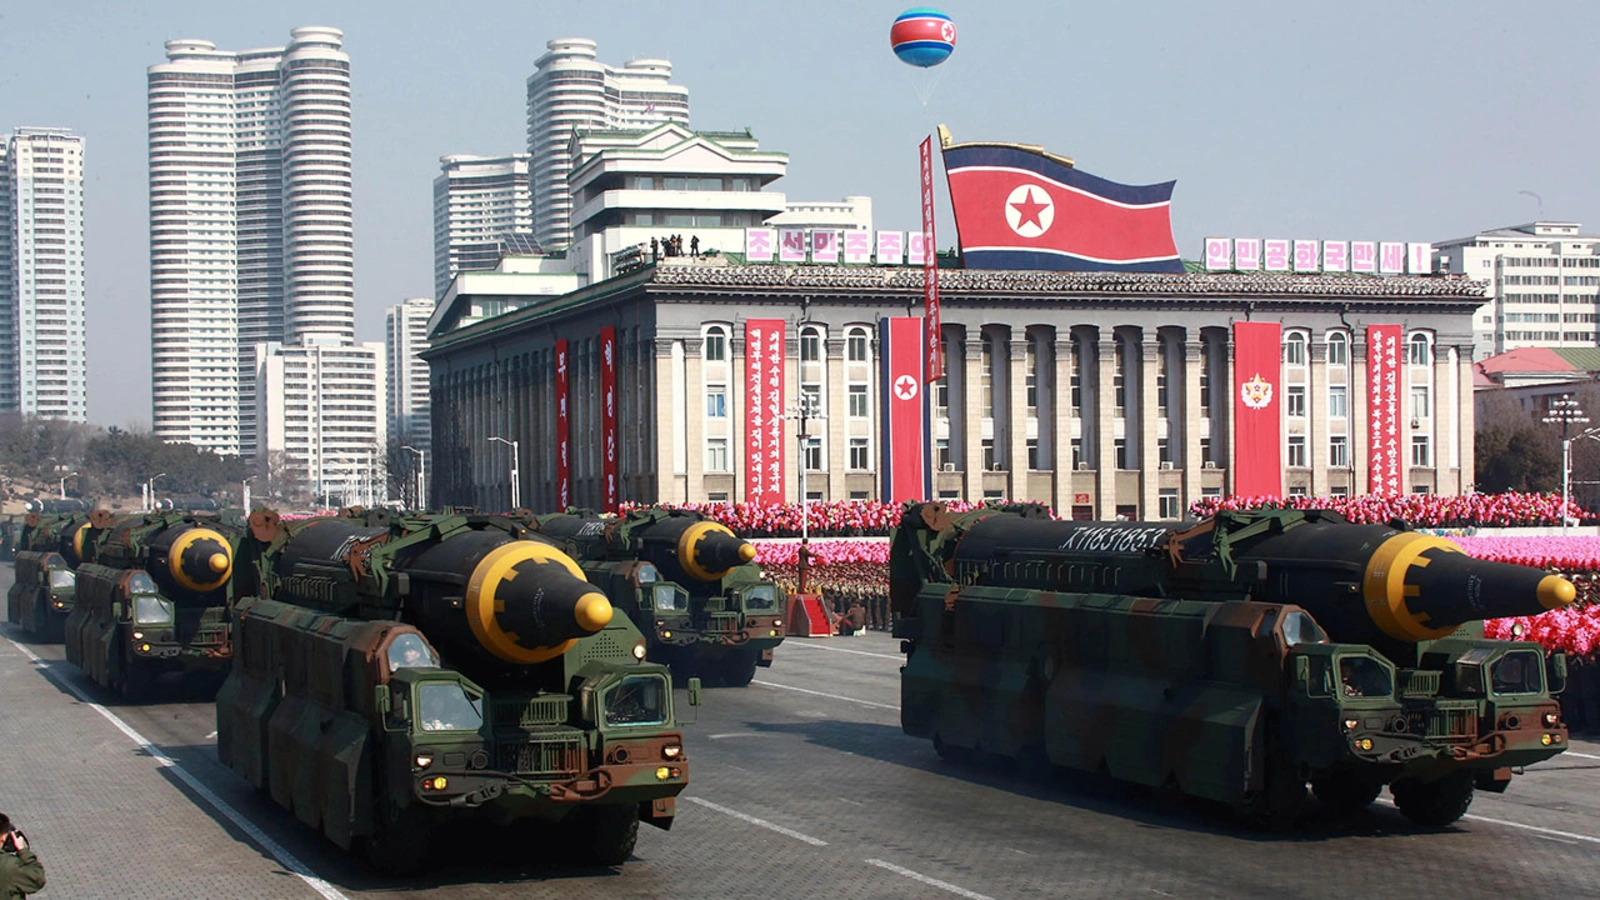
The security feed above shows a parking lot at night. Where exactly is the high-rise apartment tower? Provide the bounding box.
[433,154,532,297]
[525,38,688,249]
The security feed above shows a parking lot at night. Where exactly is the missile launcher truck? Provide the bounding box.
[891,503,1576,828]
[217,510,695,873]
[531,508,785,686]
[6,550,76,640]
[64,511,241,700]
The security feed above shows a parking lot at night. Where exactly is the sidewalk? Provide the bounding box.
[0,628,330,899]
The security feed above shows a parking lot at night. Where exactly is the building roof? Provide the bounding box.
[1477,347,1578,375]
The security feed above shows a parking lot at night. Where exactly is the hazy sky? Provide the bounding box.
[5,1,1600,428]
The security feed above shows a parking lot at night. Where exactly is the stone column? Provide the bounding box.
[654,338,682,504]
[964,328,985,500]
[731,333,747,501]
[1351,333,1369,494]
[1008,332,1030,493]
[1309,339,1329,495]
[827,336,848,500]
[1053,333,1075,515]
[1096,337,1117,518]
[1183,337,1204,505]
[1455,343,1475,493]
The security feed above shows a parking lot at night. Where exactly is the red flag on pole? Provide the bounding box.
[920,136,943,383]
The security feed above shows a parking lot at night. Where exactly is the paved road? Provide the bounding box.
[3,564,1599,899]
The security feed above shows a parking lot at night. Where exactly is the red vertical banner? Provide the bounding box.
[1367,325,1403,495]
[554,339,571,510]
[600,326,618,512]
[880,317,931,503]
[920,135,943,383]
[1232,322,1282,497]
[743,319,787,506]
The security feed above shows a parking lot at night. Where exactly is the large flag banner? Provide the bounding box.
[879,317,932,504]
[744,319,786,506]
[1367,325,1403,495]
[1232,322,1282,497]
[919,136,944,382]
[942,139,1183,273]
[600,326,618,512]
[555,339,571,510]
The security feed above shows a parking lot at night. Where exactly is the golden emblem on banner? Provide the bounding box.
[1240,373,1273,410]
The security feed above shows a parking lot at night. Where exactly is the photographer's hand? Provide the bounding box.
[11,832,25,851]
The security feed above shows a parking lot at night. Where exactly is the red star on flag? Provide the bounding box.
[1010,188,1049,229]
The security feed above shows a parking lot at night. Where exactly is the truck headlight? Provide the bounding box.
[414,753,434,770]
[1543,711,1560,727]
[662,744,682,759]
[632,641,646,660]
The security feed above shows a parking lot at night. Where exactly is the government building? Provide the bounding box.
[423,255,1484,519]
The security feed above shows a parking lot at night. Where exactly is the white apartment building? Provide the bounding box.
[1434,222,1600,361]
[386,297,436,454]
[148,27,353,456]
[0,128,87,422]
[254,338,386,506]
[567,123,788,281]
[526,38,689,249]
[433,154,533,298]
[766,196,873,233]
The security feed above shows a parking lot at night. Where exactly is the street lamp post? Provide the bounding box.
[487,436,520,510]
[402,445,426,512]
[1542,394,1590,534]
[784,393,826,594]
[59,471,77,500]
[243,475,257,512]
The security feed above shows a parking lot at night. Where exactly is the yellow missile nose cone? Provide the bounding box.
[574,592,614,631]
[1537,575,1577,610]
[738,542,757,563]
[209,552,230,573]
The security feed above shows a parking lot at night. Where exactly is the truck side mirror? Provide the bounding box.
[1547,652,1568,696]
[374,684,391,716]
[687,677,702,707]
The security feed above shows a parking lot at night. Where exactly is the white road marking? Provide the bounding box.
[685,796,828,846]
[1563,750,1600,760]
[206,730,218,740]
[752,679,901,711]
[707,732,779,740]
[783,640,904,662]
[864,858,996,900]
[1377,797,1600,845]
[6,639,350,900]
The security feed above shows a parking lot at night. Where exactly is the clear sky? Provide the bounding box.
[5,1,1600,429]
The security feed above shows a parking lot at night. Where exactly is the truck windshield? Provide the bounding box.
[742,584,779,612]
[1338,657,1393,698]
[652,583,687,612]
[417,683,484,732]
[603,674,669,727]
[386,634,437,672]
[50,569,76,588]
[132,594,175,626]
[1490,650,1544,696]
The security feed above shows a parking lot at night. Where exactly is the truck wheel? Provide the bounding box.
[586,804,639,866]
[362,820,430,875]
[1392,772,1475,827]
[721,649,759,687]
[1311,769,1383,813]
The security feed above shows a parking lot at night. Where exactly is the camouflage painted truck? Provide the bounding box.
[890,503,1576,827]
[5,549,77,640]
[216,510,695,873]
[532,508,785,686]
[64,511,241,700]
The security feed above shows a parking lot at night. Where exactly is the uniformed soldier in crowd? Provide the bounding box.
[0,813,45,897]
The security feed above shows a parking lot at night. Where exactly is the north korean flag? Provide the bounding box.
[942,143,1183,273]
[879,317,931,504]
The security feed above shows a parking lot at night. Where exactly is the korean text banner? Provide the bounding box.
[744,319,786,506]
[1367,325,1404,495]
[879,317,931,503]
[555,339,571,510]
[1232,321,1282,497]
[920,135,943,382]
[600,326,618,512]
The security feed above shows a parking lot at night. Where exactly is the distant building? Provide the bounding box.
[1434,222,1600,361]
[253,338,387,506]
[0,127,87,422]
[147,27,354,457]
[566,123,788,281]
[433,154,533,298]
[767,196,873,233]
[386,297,436,454]
[526,38,689,249]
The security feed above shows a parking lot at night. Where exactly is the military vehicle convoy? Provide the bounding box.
[891,503,1575,827]
[217,509,694,873]
[64,511,241,700]
[531,508,785,686]
[6,550,76,640]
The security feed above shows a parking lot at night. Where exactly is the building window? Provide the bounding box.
[1024,340,1039,415]
[1287,435,1307,467]
[1158,488,1180,519]
[704,326,727,361]
[980,338,995,417]
[1407,332,1432,366]
[1157,437,1171,464]
[1326,331,1348,366]
[936,438,952,468]
[1411,435,1431,467]
[1285,332,1307,366]
[849,437,869,470]
[1411,387,1431,420]
[1069,340,1082,416]
[706,438,729,472]
[933,375,949,421]
[847,331,869,362]
[705,387,726,418]
[801,329,822,363]
[1286,385,1306,418]
[1071,438,1083,468]
[1330,485,1349,498]
[1113,346,1127,416]
[848,384,869,418]
[804,436,822,471]
[1199,350,1211,417]
[1156,345,1169,417]
[1328,384,1347,419]
[1329,435,1349,468]
[1026,439,1039,470]
[982,438,997,470]
[1114,438,1128,469]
